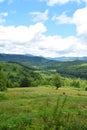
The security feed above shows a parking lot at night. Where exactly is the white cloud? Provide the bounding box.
[0,12,8,17]
[30,10,48,23]
[40,0,87,6]
[41,0,81,6]
[35,35,87,57]
[0,23,47,55]
[0,22,87,57]
[83,0,87,3]
[52,12,71,24]
[72,7,87,35]
[53,7,87,36]
[0,0,4,2]
[0,23,46,43]
[0,12,8,24]
[47,0,71,6]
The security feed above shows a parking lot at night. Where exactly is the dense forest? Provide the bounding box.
[44,60,87,79]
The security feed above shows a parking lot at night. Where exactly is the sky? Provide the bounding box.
[0,0,87,57]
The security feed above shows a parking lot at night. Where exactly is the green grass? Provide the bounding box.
[0,87,87,130]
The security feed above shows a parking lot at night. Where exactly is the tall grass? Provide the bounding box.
[35,95,87,130]
[0,87,87,130]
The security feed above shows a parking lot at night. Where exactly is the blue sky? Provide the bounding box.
[0,0,87,57]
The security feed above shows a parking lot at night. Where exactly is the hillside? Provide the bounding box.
[0,54,49,66]
[57,60,87,79]
[0,62,41,87]
[0,54,87,79]
[45,60,87,79]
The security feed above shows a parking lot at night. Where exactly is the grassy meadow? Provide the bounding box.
[0,87,87,130]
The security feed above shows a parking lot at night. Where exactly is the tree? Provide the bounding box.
[20,77,33,87]
[52,73,62,89]
[0,66,7,91]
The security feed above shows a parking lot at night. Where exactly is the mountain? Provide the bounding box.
[48,56,87,61]
[0,54,87,63]
[0,54,50,66]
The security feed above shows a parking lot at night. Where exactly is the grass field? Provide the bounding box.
[0,87,87,130]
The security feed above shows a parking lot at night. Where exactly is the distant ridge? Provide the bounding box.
[0,54,87,63]
[0,53,50,66]
[47,56,87,61]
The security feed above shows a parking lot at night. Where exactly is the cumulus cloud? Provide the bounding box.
[53,7,87,36]
[30,10,48,23]
[0,23,46,42]
[72,7,87,36]
[0,23,47,54]
[0,22,87,57]
[36,35,87,57]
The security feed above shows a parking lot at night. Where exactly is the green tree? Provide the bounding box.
[0,66,7,91]
[52,73,62,89]
[20,77,33,87]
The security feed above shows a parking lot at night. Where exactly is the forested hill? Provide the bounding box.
[0,54,87,62]
[45,60,87,79]
[0,54,50,66]
[0,54,87,79]
[0,62,41,88]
